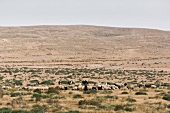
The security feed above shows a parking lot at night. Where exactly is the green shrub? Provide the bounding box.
[121,91,128,94]
[0,87,4,98]
[73,94,83,98]
[104,95,114,99]
[0,108,39,113]
[41,94,49,99]
[69,92,73,94]
[114,105,124,111]
[0,107,12,113]
[41,80,54,85]
[56,110,81,113]
[67,111,82,113]
[32,104,48,112]
[33,89,41,94]
[103,95,118,100]
[155,90,164,92]
[60,80,68,84]
[101,90,112,94]
[32,93,41,98]
[13,80,23,85]
[163,94,170,101]
[135,91,147,95]
[47,88,59,94]
[78,99,100,106]
[83,90,97,94]
[126,97,136,102]
[30,80,39,84]
[10,91,22,97]
[52,94,65,99]
[30,110,43,113]
[11,110,32,113]
[32,93,41,102]
[124,107,135,112]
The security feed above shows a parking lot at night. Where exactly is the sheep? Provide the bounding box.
[55,85,65,90]
[87,85,93,90]
[97,84,103,90]
[151,85,157,89]
[39,86,49,90]
[72,86,78,90]
[2,86,12,90]
[102,83,112,90]
[103,85,112,90]
[78,84,85,90]
[110,85,119,90]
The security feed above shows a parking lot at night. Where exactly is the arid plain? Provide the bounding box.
[0,25,170,113]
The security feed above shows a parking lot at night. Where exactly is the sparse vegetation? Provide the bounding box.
[163,94,170,101]
[83,90,97,94]
[73,94,83,98]
[0,66,169,112]
[135,91,147,95]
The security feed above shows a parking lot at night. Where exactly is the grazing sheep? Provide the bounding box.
[2,86,12,90]
[113,83,122,89]
[68,80,73,85]
[78,84,85,90]
[102,83,112,90]
[39,86,49,90]
[87,85,93,90]
[151,85,157,89]
[55,85,65,90]
[72,86,78,90]
[97,84,103,90]
[110,85,119,90]
[103,85,112,90]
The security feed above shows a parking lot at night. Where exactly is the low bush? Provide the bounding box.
[0,107,12,113]
[60,80,68,84]
[52,94,65,99]
[73,94,83,98]
[78,99,100,106]
[13,80,23,85]
[0,87,4,98]
[10,91,22,97]
[41,80,54,85]
[0,107,43,113]
[83,90,97,94]
[135,91,147,95]
[126,97,136,102]
[103,95,118,100]
[114,105,124,111]
[56,110,82,113]
[121,91,128,94]
[11,110,33,113]
[33,89,41,94]
[47,88,60,94]
[32,104,48,112]
[163,94,170,101]
[124,107,135,112]
[114,104,135,112]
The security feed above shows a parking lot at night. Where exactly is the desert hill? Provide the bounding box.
[0,25,170,69]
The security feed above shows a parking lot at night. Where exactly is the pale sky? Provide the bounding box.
[0,0,170,30]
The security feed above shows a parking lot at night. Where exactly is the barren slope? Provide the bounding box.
[0,25,170,69]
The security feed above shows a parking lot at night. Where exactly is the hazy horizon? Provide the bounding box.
[0,0,169,30]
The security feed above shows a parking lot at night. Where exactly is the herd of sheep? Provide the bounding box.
[1,80,158,92]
